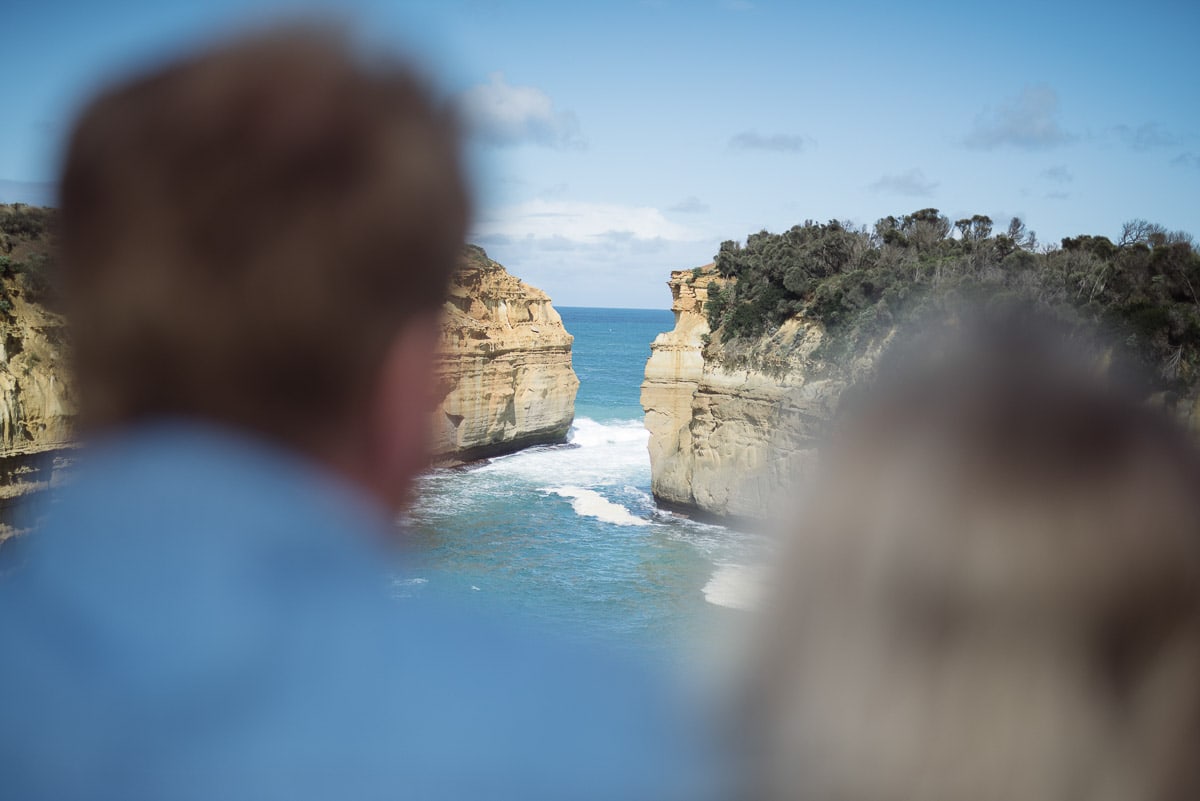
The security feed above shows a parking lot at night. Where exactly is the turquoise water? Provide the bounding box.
[401,307,758,654]
[567,307,670,422]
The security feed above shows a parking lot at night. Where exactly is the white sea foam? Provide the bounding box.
[703,563,764,611]
[473,417,651,489]
[547,486,650,527]
[567,417,649,448]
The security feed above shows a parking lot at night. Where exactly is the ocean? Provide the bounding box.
[400,307,762,656]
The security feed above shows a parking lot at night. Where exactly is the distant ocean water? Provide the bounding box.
[400,307,763,654]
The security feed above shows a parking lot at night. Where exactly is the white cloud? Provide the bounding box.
[868,168,938,197]
[729,130,809,152]
[669,195,710,214]
[1112,122,1180,151]
[459,73,583,149]
[470,231,721,308]
[1041,165,1073,183]
[965,85,1074,150]
[473,199,698,244]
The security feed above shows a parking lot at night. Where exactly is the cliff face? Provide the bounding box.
[0,296,74,537]
[432,246,578,463]
[642,270,1200,524]
[0,294,72,453]
[0,207,73,455]
[0,210,576,474]
[0,205,75,535]
[641,267,871,522]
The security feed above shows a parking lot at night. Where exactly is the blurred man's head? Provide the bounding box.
[750,320,1200,801]
[58,26,469,508]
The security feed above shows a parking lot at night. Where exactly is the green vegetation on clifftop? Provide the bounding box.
[706,210,1200,394]
[0,204,57,309]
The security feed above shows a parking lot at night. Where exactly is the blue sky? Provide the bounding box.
[3,0,1198,308]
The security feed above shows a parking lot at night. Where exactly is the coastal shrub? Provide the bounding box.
[705,209,1200,395]
[15,253,55,305]
[704,284,728,328]
[0,205,49,239]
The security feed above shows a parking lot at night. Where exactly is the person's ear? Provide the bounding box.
[364,312,443,512]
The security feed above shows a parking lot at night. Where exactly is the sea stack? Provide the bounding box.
[432,245,579,463]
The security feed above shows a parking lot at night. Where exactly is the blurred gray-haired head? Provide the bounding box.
[748,317,1200,801]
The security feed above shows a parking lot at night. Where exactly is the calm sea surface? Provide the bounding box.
[400,307,760,655]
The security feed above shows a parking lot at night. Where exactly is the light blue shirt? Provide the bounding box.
[0,421,718,800]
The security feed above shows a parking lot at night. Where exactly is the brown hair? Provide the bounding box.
[58,26,469,450]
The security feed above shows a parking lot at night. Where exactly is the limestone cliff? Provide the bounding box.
[641,267,871,522]
[432,246,578,463]
[0,297,71,454]
[0,209,577,480]
[644,212,1200,522]
[0,207,73,455]
[0,205,75,534]
[642,269,1200,524]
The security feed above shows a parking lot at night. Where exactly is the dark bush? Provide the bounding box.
[705,210,1200,394]
[0,206,49,239]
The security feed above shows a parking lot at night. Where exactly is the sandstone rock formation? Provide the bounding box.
[0,297,72,455]
[0,206,76,536]
[0,208,578,532]
[642,266,1200,524]
[433,246,578,463]
[0,209,73,456]
[641,267,865,523]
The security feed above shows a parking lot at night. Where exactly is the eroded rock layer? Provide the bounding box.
[641,267,861,523]
[0,211,578,501]
[0,205,75,537]
[641,265,1200,524]
[0,297,71,455]
[433,246,578,463]
[0,208,73,458]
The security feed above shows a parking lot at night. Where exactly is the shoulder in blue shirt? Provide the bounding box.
[0,421,719,801]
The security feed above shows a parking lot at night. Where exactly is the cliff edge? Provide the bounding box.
[640,267,852,522]
[641,212,1200,522]
[0,206,72,453]
[0,205,75,533]
[0,210,577,527]
[432,246,578,463]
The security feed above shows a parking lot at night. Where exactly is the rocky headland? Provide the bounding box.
[0,206,578,531]
[640,267,859,523]
[432,245,578,464]
[642,212,1200,522]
